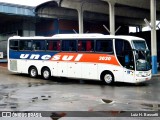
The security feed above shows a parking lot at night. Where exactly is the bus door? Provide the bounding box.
[115,39,135,82]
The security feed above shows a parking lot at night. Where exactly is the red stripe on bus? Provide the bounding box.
[50,53,120,66]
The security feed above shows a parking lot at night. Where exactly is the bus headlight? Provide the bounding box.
[136,71,151,77]
[136,74,142,77]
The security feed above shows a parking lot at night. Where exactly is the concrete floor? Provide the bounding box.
[0,65,160,120]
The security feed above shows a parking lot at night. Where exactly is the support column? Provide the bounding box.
[136,27,139,32]
[78,8,84,34]
[138,26,142,32]
[54,19,59,34]
[108,2,115,35]
[150,0,157,74]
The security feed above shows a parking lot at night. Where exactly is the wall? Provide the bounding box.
[23,22,35,36]
[0,40,7,58]
[36,18,129,36]
[36,19,57,36]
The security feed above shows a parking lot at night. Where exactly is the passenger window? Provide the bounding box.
[46,40,60,51]
[19,40,32,50]
[78,40,94,52]
[96,40,113,53]
[62,40,76,51]
[32,40,45,51]
[10,40,19,50]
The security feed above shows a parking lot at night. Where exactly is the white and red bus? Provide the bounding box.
[8,34,151,84]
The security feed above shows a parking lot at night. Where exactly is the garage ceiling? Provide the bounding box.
[35,0,160,26]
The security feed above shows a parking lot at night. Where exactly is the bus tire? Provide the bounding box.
[42,67,51,80]
[101,71,114,85]
[29,66,38,78]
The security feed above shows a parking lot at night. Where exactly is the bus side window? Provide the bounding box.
[86,41,92,51]
[32,40,45,51]
[78,40,86,51]
[78,40,94,52]
[47,40,60,51]
[62,40,76,51]
[86,40,94,52]
[57,41,61,51]
[48,41,53,50]
[10,40,19,50]
[78,41,82,51]
[96,40,113,53]
[19,40,32,50]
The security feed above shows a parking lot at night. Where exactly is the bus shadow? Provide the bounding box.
[9,73,149,87]
[49,77,149,87]
[113,82,148,87]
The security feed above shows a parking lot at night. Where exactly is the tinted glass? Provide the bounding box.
[78,40,94,52]
[133,40,147,50]
[62,40,76,51]
[32,40,45,51]
[115,39,134,70]
[96,40,113,52]
[10,40,19,50]
[46,40,61,51]
[19,40,32,50]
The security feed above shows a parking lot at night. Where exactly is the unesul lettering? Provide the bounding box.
[20,54,83,61]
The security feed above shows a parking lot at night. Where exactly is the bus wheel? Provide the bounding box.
[42,68,51,80]
[101,72,114,85]
[29,67,38,78]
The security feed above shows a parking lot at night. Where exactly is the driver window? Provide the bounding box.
[115,39,134,70]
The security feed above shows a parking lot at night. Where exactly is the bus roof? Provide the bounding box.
[9,34,145,41]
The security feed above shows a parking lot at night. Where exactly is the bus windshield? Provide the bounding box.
[132,40,151,71]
